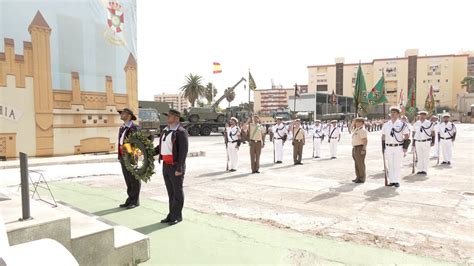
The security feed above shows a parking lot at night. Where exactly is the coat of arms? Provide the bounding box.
[103,1,127,46]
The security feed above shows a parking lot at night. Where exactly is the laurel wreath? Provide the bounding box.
[122,131,155,183]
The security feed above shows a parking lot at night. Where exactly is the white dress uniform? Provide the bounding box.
[326,124,341,158]
[439,121,456,163]
[311,124,324,158]
[431,121,440,158]
[272,123,288,162]
[413,119,435,173]
[382,119,409,184]
[226,125,241,170]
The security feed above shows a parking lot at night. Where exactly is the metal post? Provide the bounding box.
[20,152,31,221]
[314,82,318,121]
[326,93,328,115]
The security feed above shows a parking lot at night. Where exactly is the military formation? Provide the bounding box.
[223,107,457,188]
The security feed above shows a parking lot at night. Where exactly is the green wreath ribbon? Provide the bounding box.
[122,131,155,183]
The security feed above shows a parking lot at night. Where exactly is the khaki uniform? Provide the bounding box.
[351,126,367,182]
[292,126,306,164]
[248,123,266,172]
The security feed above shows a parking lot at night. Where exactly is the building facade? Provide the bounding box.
[253,85,307,114]
[0,5,137,158]
[308,49,474,110]
[154,93,189,112]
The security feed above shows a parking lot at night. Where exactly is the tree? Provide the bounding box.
[461,76,474,93]
[225,88,236,107]
[180,73,206,107]
[204,82,218,105]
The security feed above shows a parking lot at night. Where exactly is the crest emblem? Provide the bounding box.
[104,1,127,46]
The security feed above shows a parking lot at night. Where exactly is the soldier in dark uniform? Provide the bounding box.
[154,109,189,226]
[117,108,141,209]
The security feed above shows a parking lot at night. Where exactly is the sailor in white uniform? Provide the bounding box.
[430,115,440,158]
[381,106,410,187]
[226,117,241,172]
[326,120,341,159]
[412,110,435,175]
[439,113,456,165]
[272,117,288,164]
[311,119,325,158]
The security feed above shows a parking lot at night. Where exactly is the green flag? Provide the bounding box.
[249,71,257,91]
[353,64,368,116]
[405,81,417,116]
[424,85,435,114]
[367,74,387,105]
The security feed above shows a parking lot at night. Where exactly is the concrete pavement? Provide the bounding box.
[1,125,473,263]
[46,181,445,265]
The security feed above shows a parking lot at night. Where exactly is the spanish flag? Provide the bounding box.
[213,62,222,74]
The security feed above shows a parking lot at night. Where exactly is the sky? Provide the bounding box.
[137,0,474,106]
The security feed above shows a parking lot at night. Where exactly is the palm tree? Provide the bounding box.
[461,76,474,93]
[204,82,218,105]
[180,73,206,107]
[225,88,236,108]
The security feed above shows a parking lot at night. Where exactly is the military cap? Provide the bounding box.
[230,117,239,123]
[330,120,337,123]
[389,106,401,113]
[162,108,181,118]
[442,113,451,117]
[418,110,428,115]
[354,117,367,121]
[118,108,137,120]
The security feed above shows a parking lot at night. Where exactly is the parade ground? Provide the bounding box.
[1,124,473,264]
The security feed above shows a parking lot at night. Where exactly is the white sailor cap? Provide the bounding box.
[442,113,451,117]
[330,120,337,123]
[275,116,283,120]
[418,110,428,115]
[389,106,401,113]
[431,115,439,119]
[314,119,321,123]
[230,117,239,123]
[354,117,367,122]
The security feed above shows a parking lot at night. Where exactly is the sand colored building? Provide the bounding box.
[308,49,473,109]
[253,85,307,114]
[0,11,137,158]
[154,92,189,112]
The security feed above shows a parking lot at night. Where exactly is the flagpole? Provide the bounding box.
[293,83,297,118]
[381,68,386,119]
[248,68,251,111]
[314,82,317,121]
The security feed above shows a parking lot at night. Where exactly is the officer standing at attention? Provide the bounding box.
[117,108,141,209]
[311,119,324,158]
[272,117,288,164]
[226,117,241,172]
[351,117,368,183]
[327,120,341,159]
[430,115,440,158]
[382,106,410,187]
[291,119,306,165]
[246,115,266,173]
[413,110,435,175]
[154,109,189,226]
[439,113,456,165]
